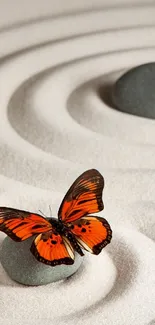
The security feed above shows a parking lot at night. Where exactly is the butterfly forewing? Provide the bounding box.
[0,207,52,241]
[58,169,104,223]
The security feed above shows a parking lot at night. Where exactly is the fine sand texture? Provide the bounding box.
[0,1,155,324]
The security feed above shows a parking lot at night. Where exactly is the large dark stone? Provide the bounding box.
[112,62,155,119]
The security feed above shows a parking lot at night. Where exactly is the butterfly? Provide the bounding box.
[0,169,112,267]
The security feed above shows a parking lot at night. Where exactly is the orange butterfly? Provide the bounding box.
[0,169,112,266]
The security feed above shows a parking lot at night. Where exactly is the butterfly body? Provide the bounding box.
[47,217,84,257]
[48,217,66,233]
[0,169,112,266]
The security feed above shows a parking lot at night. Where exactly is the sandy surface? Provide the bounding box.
[0,1,155,324]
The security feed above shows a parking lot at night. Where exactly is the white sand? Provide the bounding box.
[0,1,155,324]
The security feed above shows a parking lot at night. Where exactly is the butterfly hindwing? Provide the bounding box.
[68,216,112,254]
[58,169,104,223]
[30,231,75,266]
[0,207,51,241]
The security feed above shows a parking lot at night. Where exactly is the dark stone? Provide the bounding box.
[112,62,155,119]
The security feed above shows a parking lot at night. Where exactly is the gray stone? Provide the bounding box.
[112,62,155,119]
[0,236,83,286]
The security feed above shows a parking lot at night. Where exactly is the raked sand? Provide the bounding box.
[0,1,155,324]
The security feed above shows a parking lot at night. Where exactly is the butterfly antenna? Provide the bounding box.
[38,209,46,217]
[49,205,52,216]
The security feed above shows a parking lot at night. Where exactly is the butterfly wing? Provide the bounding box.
[0,207,51,241]
[30,231,75,266]
[58,169,104,223]
[68,216,112,254]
